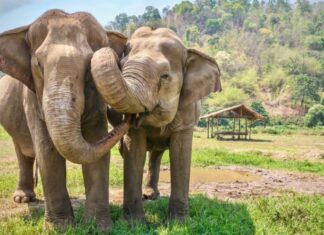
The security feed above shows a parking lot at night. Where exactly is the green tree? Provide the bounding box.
[115,13,129,32]
[304,104,324,127]
[173,1,194,16]
[142,6,161,23]
[185,25,201,44]
[251,101,270,126]
[291,74,320,109]
[205,19,223,35]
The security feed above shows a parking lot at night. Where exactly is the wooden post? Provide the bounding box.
[249,120,252,140]
[232,118,235,140]
[245,118,248,140]
[216,118,219,139]
[211,118,214,138]
[238,118,241,140]
[207,118,210,138]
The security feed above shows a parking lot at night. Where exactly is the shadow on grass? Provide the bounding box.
[3,195,255,234]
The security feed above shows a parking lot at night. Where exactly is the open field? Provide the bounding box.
[0,126,323,234]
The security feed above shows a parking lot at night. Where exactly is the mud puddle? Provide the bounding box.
[159,167,260,184]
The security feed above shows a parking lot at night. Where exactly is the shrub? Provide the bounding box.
[304,104,324,127]
[305,35,324,51]
[205,19,223,35]
[251,101,270,126]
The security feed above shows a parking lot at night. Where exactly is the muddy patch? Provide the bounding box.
[159,167,260,184]
[157,166,324,200]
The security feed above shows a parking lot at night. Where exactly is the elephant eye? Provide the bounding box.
[160,73,169,80]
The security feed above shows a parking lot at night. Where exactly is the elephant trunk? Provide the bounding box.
[43,53,130,164]
[91,47,158,114]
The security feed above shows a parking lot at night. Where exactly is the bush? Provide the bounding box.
[305,35,324,51]
[251,101,270,126]
[205,19,223,35]
[304,104,324,127]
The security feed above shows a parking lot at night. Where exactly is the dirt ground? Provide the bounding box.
[110,166,324,204]
[1,165,323,220]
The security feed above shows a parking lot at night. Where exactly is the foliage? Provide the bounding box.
[251,101,270,126]
[106,0,324,121]
[304,104,324,127]
[306,35,324,51]
[206,86,249,110]
[205,19,223,35]
[291,74,321,109]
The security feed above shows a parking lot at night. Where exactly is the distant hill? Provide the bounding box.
[106,0,324,117]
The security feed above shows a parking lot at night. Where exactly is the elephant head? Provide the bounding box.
[91,27,221,127]
[0,10,129,164]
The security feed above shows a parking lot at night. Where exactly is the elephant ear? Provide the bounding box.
[180,48,221,108]
[0,25,34,91]
[106,31,127,59]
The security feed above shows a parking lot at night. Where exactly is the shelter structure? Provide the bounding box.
[200,104,263,140]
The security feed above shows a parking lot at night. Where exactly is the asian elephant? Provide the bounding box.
[0,10,130,230]
[91,27,221,221]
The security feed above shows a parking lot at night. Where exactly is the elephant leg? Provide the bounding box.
[143,150,164,200]
[82,154,110,231]
[123,128,147,221]
[37,141,73,227]
[24,93,73,227]
[169,128,193,221]
[13,141,36,203]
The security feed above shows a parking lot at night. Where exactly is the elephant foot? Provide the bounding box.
[168,200,189,222]
[123,205,145,223]
[13,189,36,203]
[143,186,160,200]
[83,202,112,232]
[43,216,73,231]
[96,217,112,232]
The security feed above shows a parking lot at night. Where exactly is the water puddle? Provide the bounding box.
[159,167,260,184]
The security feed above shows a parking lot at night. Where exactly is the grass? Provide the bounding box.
[0,194,323,235]
[1,125,324,234]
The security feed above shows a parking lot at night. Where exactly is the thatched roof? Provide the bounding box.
[200,104,263,121]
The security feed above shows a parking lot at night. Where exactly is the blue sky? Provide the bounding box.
[0,0,182,32]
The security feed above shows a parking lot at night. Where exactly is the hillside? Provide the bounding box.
[106,0,324,117]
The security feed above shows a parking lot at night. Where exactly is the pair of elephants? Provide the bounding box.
[0,10,221,231]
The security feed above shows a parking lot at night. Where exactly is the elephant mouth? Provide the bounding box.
[131,112,149,129]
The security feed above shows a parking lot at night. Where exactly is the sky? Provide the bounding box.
[0,0,183,32]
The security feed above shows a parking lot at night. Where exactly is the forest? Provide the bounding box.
[106,0,324,127]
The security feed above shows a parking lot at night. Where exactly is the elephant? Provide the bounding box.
[0,10,130,230]
[91,26,221,221]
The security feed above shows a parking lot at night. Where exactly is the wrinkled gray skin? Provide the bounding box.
[91,27,221,221]
[0,10,130,231]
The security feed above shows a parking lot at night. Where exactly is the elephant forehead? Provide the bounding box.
[28,9,108,52]
[129,37,184,56]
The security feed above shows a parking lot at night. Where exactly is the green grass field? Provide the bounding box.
[0,126,323,234]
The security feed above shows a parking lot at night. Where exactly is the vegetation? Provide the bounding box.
[1,124,324,234]
[107,0,324,124]
[304,104,324,127]
[1,194,322,235]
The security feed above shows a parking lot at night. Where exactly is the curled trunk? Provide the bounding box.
[43,54,131,164]
[91,47,158,114]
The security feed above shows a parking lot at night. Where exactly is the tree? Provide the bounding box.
[291,74,320,110]
[114,13,129,32]
[304,104,324,127]
[173,1,194,16]
[297,0,312,14]
[142,6,161,23]
[251,101,270,126]
[205,19,223,35]
[185,25,201,44]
